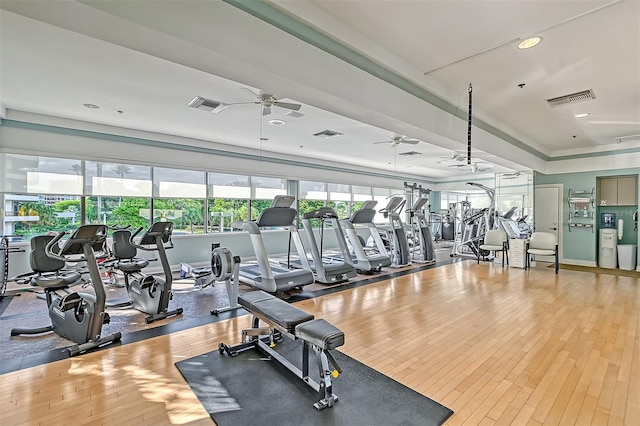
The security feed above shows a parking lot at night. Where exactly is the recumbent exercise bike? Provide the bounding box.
[111,221,183,324]
[10,225,122,356]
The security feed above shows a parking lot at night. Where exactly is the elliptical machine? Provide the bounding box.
[379,195,411,268]
[11,225,122,356]
[112,221,183,324]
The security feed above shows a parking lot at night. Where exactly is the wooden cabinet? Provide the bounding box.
[597,176,638,206]
[617,176,638,205]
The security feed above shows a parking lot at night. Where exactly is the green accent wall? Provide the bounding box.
[535,168,640,268]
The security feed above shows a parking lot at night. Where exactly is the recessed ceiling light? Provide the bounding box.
[517,36,542,50]
[268,119,287,126]
[574,113,590,118]
[83,103,100,109]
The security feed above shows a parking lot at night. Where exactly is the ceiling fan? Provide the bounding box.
[437,151,468,164]
[373,135,420,148]
[224,87,303,116]
[449,162,494,172]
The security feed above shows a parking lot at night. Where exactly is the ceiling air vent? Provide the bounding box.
[313,129,343,139]
[397,151,422,156]
[286,110,304,118]
[546,89,596,107]
[187,96,229,113]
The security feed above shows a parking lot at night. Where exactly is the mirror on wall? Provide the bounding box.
[495,172,533,235]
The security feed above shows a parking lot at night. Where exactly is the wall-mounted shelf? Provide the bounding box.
[568,188,595,233]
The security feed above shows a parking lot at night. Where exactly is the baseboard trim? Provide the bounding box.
[561,259,598,267]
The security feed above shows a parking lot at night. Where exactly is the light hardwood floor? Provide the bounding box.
[1,261,639,425]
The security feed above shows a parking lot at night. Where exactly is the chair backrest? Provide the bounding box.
[484,229,507,246]
[112,229,137,259]
[30,235,65,273]
[529,232,557,250]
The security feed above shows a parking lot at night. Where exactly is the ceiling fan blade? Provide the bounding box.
[273,101,302,111]
[240,87,261,98]
[373,141,392,144]
[262,106,271,116]
[402,139,420,145]
[227,101,260,106]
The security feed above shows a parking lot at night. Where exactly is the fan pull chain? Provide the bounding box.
[467,83,472,165]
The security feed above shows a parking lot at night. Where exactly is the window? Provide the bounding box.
[3,193,81,241]
[328,183,350,218]
[251,176,286,200]
[85,161,152,197]
[153,168,206,234]
[86,196,150,230]
[352,185,372,202]
[153,198,205,234]
[299,181,327,201]
[373,187,393,224]
[251,176,287,219]
[0,154,83,195]
[208,172,250,232]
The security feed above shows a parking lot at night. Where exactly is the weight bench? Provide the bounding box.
[218,290,345,410]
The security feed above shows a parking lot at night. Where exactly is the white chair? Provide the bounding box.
[477,229,508,266]
[526,232,558,274]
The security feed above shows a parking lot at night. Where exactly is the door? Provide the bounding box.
[534,186,561,262]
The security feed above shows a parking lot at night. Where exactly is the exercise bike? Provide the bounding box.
[10,225,122,356]
[111,221,183,324]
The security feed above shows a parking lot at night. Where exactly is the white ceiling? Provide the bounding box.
[1,0,638,182]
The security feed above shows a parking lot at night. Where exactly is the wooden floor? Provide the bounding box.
[2,261,639,425]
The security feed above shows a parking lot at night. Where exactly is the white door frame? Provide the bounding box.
[534,184,563,263]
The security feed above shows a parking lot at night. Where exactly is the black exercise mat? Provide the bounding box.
[176,338,453,426]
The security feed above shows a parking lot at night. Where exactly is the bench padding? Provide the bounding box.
[295,319,344,350]
[239,290,314,333]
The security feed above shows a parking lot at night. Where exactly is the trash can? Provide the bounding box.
[617,244,637,271]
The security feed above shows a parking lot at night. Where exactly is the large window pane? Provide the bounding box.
[209,198,248,232]
[208,172,250,198]
[86,196,150,230]
[85,161,151,197]
[328,201,349,219]
[251,199,274,221]
[299,200,327,228]
[154,168,206,198]
[251,176,286,199]
[373,187,393,224]
[328,183,351,201]
[1,154,83,195]
[352,185,372,202]
[300,181,327,200]
[4,193,81,241]
[153,198,205,234]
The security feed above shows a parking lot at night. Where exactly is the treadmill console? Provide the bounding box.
[271,195,295,208]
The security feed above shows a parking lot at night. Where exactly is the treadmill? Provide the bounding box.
[301,207,357,284]
[233,195,314,293]
[339,201,391,272]
[407,197,436,264]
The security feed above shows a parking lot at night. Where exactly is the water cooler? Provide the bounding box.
[599,213,617,268]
